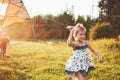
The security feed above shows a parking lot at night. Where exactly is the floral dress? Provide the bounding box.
[65,42,95,76]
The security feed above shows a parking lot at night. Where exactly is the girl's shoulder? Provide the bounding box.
[84,41,88,44]
[84,41,90,47]
[68,42,76,48]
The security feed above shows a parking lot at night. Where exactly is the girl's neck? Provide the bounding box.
[76,40,84,45]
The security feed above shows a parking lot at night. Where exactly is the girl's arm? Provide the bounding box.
[87,42,103,63]
[66,26,75,48]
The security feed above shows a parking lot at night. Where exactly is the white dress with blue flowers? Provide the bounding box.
[65,42,95,76]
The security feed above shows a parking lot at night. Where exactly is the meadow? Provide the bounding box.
[0,39,120,80]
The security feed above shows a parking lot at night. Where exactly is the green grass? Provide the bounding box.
[0,39,120,80]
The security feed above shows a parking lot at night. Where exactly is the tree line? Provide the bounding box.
[31,0,120,40]
[3,0,120,40]
[97,0,120,38]
[30,11,96,40]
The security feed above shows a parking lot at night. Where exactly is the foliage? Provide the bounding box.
[76,15,97,38]
[31,10,75,40]
[110,15,120,37]
[89,22,112,40]
[3,21,33,39]
[0,39,119,80]
[76,15,85,24]
[98,0,120,37]
[98,0,120,22]
[1,7,98,40]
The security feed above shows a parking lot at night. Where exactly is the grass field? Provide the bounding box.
[0,39,120,80]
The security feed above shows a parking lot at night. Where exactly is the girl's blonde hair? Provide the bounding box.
[73,23,86,39]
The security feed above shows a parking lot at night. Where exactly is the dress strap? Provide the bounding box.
[74,42,79,47]
[84,41,88,47]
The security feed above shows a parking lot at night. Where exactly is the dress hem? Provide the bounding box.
[65,66,95,76]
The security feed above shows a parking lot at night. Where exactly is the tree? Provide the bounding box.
[31,10,75,39]
[98,0,120,37]
[32,15,46,38]
[98,0,120,22]
[98,0,115,22]
[55,11,75,39]
[76,15,96,38]
[76,15,85,24]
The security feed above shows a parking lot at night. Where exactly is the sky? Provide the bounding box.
[0,0,100,19]
[23,0,100,19]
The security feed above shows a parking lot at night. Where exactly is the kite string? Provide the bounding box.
[45,17,67,27]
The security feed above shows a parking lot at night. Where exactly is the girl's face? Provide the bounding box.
[76,30,86,42]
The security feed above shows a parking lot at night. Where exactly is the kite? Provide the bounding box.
[0,0,33,38]
[0,0,30,27]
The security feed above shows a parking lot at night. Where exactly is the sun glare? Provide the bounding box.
[0,28,2,31]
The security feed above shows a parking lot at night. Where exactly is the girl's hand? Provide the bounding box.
[97,57,103,63]
[66,26,74,32]
[66,26,74,30]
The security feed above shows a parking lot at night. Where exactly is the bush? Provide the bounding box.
[89,22,112,40]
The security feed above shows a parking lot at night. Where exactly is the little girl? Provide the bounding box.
[65,23,103,80]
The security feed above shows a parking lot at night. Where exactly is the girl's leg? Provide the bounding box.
[84,77,88,80]
[1,51,5,60]
[0,49,5,60]
[68,74,73,80]
[1,53,5,60]
[0,53,1,59]
[75,72,88,80]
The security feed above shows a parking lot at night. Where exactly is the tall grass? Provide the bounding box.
[0,39,119,80]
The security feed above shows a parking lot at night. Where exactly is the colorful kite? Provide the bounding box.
[0,0,34,38]
[0,0,30,27]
